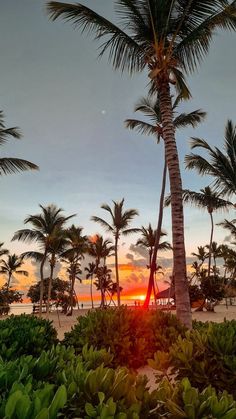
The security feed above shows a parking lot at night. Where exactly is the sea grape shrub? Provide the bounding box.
[0,314,57,360]
[63,307,185,368]
[170,320,236,397]
[154,377,236,418]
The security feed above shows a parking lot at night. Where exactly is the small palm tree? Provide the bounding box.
[85,262,96,309]
[0,254,28,291]
[136,224,171,268]
[0,111,38,176]
[185,121,236,197]
[47,0,236,327]
[88,235,115,269]
[12,204,75,316]
[94,266,113,308]
[167,186,233,278]
[91,199,139,306]
[61,225,88,314]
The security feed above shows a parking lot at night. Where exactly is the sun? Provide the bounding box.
[139,295,145,301]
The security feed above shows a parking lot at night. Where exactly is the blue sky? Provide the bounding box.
[1,0,236,265]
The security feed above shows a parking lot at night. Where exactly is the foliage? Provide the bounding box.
[0,314,57,360]
[0,286,22,315]
[63,307,185,369]
[154,377,236,418]
[188,284,204,305]
[200,275,225,305]
[27,277,75,312]
[150,320,236,398]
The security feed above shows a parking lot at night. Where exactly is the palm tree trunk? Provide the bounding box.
[208,212,214,279]
[39,251,47,317]
[115,234,121,307]
[46,256,55,318]
[144,160,167,308]
[70,274,75,315]
[7,272,12,292]
[90,274,94,308]
[159,82,191,329]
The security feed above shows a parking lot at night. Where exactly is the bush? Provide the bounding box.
[0,314,57,360]
[151,319,236,398]
[63,307,186,368]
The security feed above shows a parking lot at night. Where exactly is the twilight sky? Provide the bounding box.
[0,0,236,298]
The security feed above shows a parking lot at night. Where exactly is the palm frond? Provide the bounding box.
[91,216,113,232]
[46,1,144,74]
[174,109,206,129]
[21,251,44,262]
[0,158,38,175]
[125,119,157,137]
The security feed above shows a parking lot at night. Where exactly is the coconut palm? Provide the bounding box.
[0,243,8,258]
[0,110,38,175]
[126,95,205,307]
[12,204,75,316]
[91,199,139,306]
[85,262,96,309]
[0,254,28,291]
[136,224,171,268]
[167,186,233,278]
[185,121,236,197]
[88,235,115,269]
[47,0,236,327]
[94,265,113,308]
[61,225,88,314]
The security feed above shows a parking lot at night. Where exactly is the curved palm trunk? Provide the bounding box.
[115,234,121,307]
[159,83,191,329]
[208,212,214,279]
[90,274,94,309]
[46,255,55,318]
[144,160,167,308]
[39,251,47,317]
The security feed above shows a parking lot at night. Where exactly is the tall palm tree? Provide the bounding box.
[91,199,139,306]
[0,243,8,258]
[0,111,38,175]
[167,186,233,278]
[136,224,171,268]
[12,204,75,316]
[185,121,236,198]
[85,262,96,309]
[126,95,205,307]
[47,0,236,327]
[61,225,88,314]
[0,254,28,291]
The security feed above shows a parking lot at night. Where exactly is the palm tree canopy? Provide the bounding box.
[12,204,75,251]
[61,224,88,260]
[125,94,206,140]
[0,110,38,175]
[165,186,234,212]
[0,243,9,258]
[185,120,236,197]
[136,223,172,251]
[88,234,115,262]
[0,254,28,277]
[218,219,236,240]
[191,246,207,262]
[85,262,97,279]
[47,0,236,93]
[91,198,139,238]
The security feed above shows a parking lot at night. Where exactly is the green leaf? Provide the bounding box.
[5,390,22,418]
[85,402,97,417]
[48,385,67,419]
[35,408,49,419]
[15,395,31,419]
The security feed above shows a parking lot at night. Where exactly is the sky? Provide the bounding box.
[0,0,236,301]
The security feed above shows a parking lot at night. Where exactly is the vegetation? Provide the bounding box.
[63,306,185,369]
[0,286,22,315]
[0,314,57,360]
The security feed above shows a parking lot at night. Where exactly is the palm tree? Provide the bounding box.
[166,186,233,278]
[12,204,75,316]
[136,224,171,268]
[85,262,96,309]
[0,254,28,291]
[88,234,115,269]
[0,243,8,258]
[47,0,236,327]
[61,225,88,314]
[185,121,236,198]
[126,95,205,307]
[91,199,138,306]
[0,110,38,175]
[94,265,113,308]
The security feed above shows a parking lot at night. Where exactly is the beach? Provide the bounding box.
[35,303,236,340]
